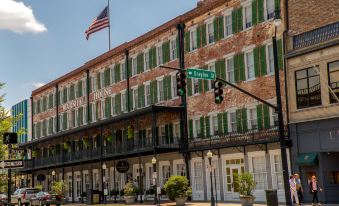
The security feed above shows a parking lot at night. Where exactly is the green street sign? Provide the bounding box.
[187,68,216,80]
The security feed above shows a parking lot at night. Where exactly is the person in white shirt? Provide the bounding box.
[290,175,300,205]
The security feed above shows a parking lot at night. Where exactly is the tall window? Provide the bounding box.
[170,39,177,60]
[176,164,186,176]
[145,84,151,106]
[110,67,115,85]
[162,165,171,186]
[121,92,126,112]
[132,57,137,76]
[144,51,150,71]
[171,75,178,98]
[266,0,275,20]
[190,29,198,51]
[193,78,199,94]
[193,162,203,192]
[225,14,232,37]
[267,44,274,74]
[246,51,255,79]
[121,63,126,80]
[157,46,163,66]
[270,107,278,127]
[208,63,216,90]
[195,118,201,138]
[158,79,164,102]
[248,108,258,130]
[111,96,116,115]
[252,156,267,190]
[229,112,237,132]
[328,61,339,103]
[295,67,321,109]
[272,154,283,189]
[133,88,138,109]
[173,123,180,140]
[207,21,214,44]
[244,5,252,29]
[212,115,219,135]
[226,57,235,83]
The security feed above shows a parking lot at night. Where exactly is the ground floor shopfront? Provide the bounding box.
[22,143,289,203]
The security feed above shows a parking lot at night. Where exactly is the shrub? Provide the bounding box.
[234,172,256,196]
[52,180,69,197]
[123,182,138,196]
[163,176,192,201]
[35,184,43,191]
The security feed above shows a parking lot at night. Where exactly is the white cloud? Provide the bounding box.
[0,0,47,34]
[32,82,45,88]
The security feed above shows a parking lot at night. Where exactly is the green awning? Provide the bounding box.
[297,152,318,166]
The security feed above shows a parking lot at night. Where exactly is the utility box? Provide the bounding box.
[265,189,278,206]
[86,189,101,204]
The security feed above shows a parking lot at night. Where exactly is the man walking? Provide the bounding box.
[290,175,300,205]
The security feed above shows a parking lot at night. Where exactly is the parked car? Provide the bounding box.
[11,188,40,206]
[0,194,8,205]
[31,191,62,206]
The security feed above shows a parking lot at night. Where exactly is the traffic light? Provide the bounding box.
[176,72,186,96]
[213,81,224,104]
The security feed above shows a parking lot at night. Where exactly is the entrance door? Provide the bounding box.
[224,158,244,200]
[231,167,240,198]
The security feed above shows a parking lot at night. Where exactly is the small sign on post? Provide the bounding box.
[3,132,17,144]
[187,68,216,80]
[0,160,23,169]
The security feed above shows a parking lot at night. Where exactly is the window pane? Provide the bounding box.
[245,6,252,29]
[227,58,235,83]
[246,51,255,79]
[225,14,232,36]
[329,61,339,103]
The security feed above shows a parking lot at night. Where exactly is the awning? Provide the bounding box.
[297,152,318,166]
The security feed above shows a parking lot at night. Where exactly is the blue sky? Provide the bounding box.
[0,0,197,109]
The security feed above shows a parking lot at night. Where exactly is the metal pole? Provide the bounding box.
[176,22,191,186]
[208,157,215,206]
[152,162,157,205]
[125,50,130,113]
[7,144,12,205]
[272,36,291,205]
[107,0,111,51]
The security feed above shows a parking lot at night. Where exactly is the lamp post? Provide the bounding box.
[151,156,158,205]
[102,163,107,204]
[207,150,215,206]
[51,170,55,189]
[272,15,292,206]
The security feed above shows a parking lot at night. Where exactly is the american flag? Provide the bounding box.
[85,6,110,40]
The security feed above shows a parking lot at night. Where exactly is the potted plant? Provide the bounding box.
[52,180,69,203]
[163,175,192,206]
[234,172,256,206]
[123,182,137,204]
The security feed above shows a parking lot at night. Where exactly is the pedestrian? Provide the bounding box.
[290,175,300,205]
[309,175,322,206]
[294,173,303,203]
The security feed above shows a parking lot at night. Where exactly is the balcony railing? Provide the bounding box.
[293,21,339,49]
[187,127,280,152]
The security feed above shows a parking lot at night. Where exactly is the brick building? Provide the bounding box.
[285,0,339,203]
[19,0,289,203]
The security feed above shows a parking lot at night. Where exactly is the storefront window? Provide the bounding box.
[329,171,339,184]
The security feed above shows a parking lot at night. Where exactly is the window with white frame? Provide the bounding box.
[226,57,235,83]
[146,128,152,146]
[267,44,274,74]
[173,122,180,140]
[176,163,186,176]
[193,78,199,94]
[121,63,126,80]
[132,57,137,76]
[133,88,138,110]
[157,45,163,66]
[190,29,198,51]
[245,50,255,80]
[162,165,171,186]
[121,92,126,112]
[171,75,178,98]
[194,118,201,138]
[208,63,216,90]
[252,156,268,190]
[266,0,275,20]
[100,72,105,88]
[193,161,203,191]
[224,13,232,37]
[207,21,214,44]
[170,39,177,60]
[111,96,115,115]
[229,111,237,132]
[272,154,283,189]
[211,115,219,135]
[159,125,165,144]
[158,79,164,102]
[248,108,258,130]
[244,5,252,29]
[144,50,150,71]
[270,107,278,127]
[145,83,151,106]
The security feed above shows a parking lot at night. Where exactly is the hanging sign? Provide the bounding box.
[116,160,129,173]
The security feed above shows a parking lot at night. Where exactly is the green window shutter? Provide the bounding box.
[239,53,246,81]
[237,8,243,32]
[217,113,223,134]
[63,88,67,103]
[185,32,190,52]
[236,109,242,132]
[154,80,158,103]
[176,36,180,58]
[219,59,226,80]
[165,124,170,144]
[197,25,202,48]
[234,54,240,83]
[128,58,132,78]
[203,67,209,92]
[274,0,281,18]
[241,108,248,132]
[201,24,207,46]
[115,94,121,114]
[162,41,170,64]
[88,104,92,122]
[95,102,100,120]
[218,16,224,39]
[152,48,157,68]
[253,47,260,77]
[114,64,120,83]
[137,53,144,74]
[141,85,145,107]
[105,97,111,118]
[188,119,193,138]
[222,112,228,134]
[213,18,219,42]
[78,80,83,97]
[263,104,270,129]
[200,116,205,138]
[88,77,92,93]
[256,104,263,130]
[96,73,101,90]
[198,79,203,93]
[169,124,174,143]
[205,116,210,138]
[258,0,265,22]
[252,0,258,26]
[104,68,110,86]
[260,45,267,75]
[187,78,192,96]
[277,39,283,70]
[128,89,133,110]
[232,9,238,33]
[163,77,168,101]
[148,49,153,69]
[150,81,154,104]
[167,76,172,100]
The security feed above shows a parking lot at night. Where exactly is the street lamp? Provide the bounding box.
[102,163,107,204]
[207,150,215,206]
[51,170,56,186]
[151,156,158,205]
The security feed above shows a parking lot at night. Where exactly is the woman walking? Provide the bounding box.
[309,175,322,206]
[294,174,303,203]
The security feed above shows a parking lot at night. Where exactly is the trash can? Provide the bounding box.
[265,189,278,206]
[86,189,101,205]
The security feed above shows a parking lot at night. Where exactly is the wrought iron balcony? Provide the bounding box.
[293,21,339,49]
[187,127,280,152]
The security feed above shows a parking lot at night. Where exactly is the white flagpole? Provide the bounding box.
[108,0,111,51]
